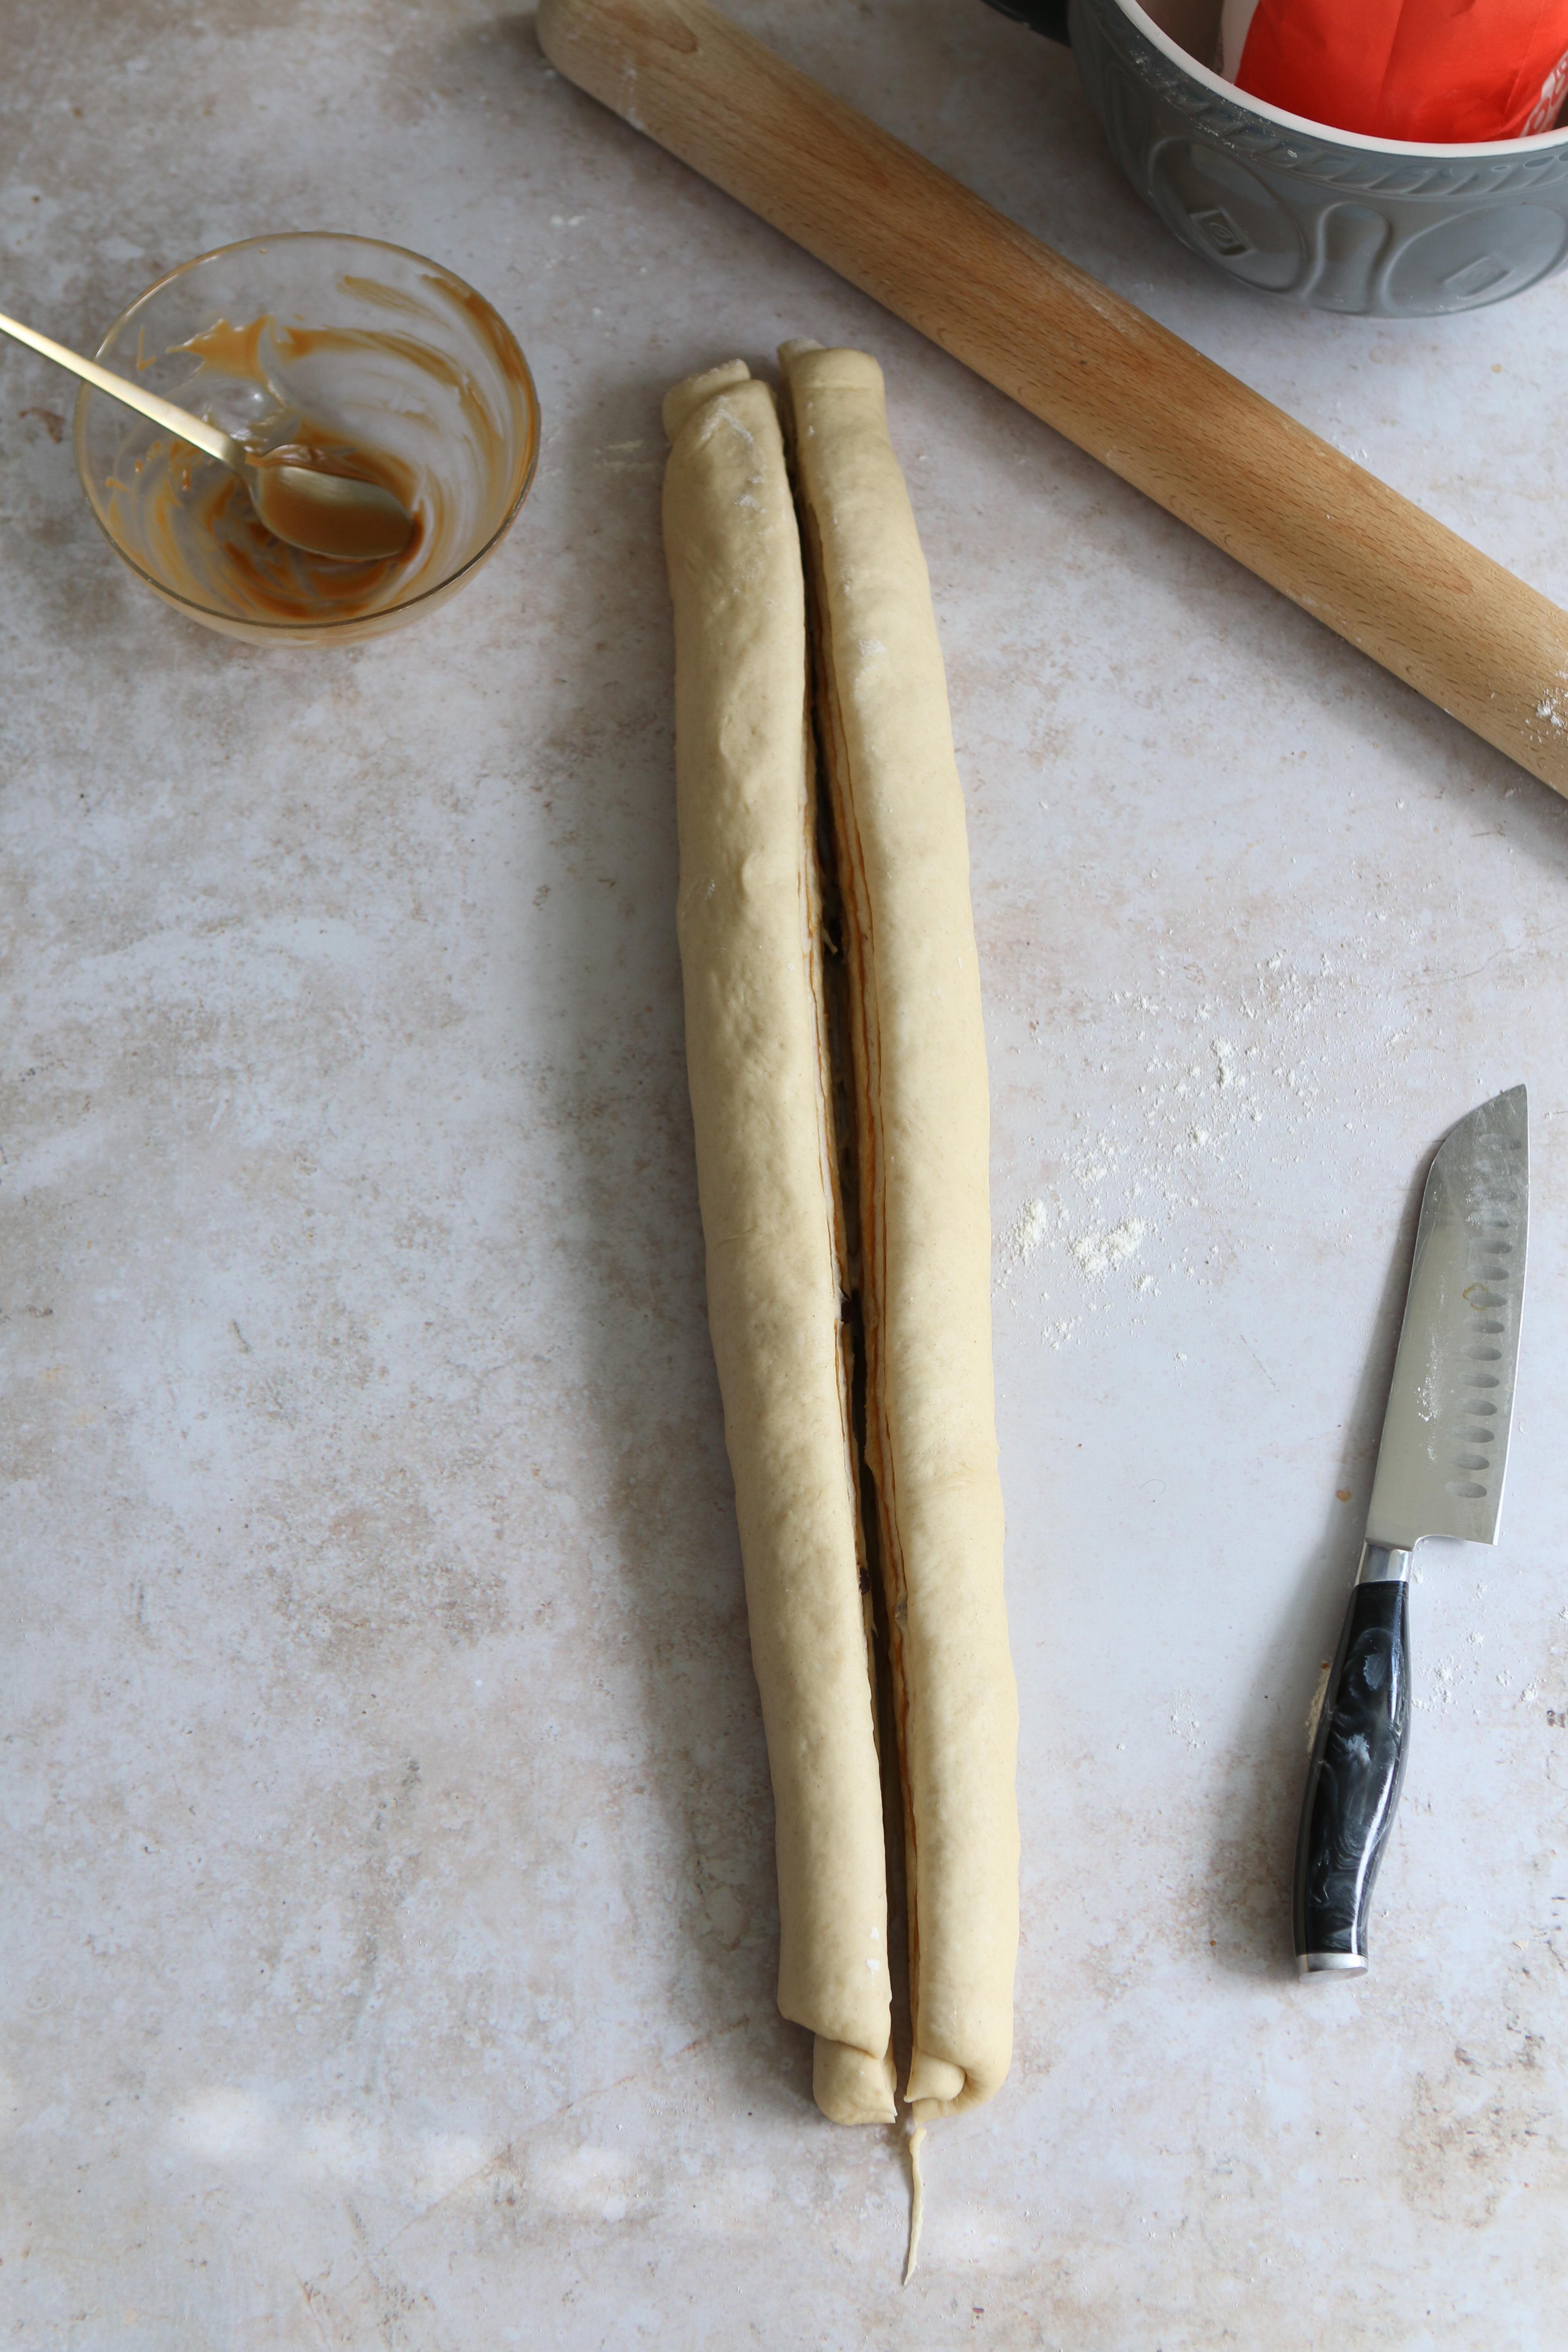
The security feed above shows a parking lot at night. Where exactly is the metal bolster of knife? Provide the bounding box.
[1356,1541,1413,1585]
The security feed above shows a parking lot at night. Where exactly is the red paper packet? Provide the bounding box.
[1219,0,1568,141]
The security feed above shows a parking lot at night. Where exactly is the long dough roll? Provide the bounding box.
[662,361,897,2126]
[781,342,1020,2121]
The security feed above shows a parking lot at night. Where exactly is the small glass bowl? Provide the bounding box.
[73,231,540,646]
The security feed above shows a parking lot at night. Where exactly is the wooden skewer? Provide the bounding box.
[538,0,1568,797]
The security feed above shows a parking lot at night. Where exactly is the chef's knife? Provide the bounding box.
[1293,1085,1528,1977]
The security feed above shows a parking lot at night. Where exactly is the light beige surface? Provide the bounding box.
[782,342,1019,2119]
[662,361,894,2121]
[5,1,1568,2344]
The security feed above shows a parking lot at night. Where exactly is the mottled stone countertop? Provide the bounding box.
[4,3,1566,2346]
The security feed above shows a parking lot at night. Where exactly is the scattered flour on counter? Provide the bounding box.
[1409,1581,1524,1717]
[1070,1218,1145,1278]
[1167,1693,1205,1752]
[995,939,1409,1348]
[1016,1198,1051,1264]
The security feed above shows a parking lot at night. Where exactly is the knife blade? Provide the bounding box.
[1292,1084,1528,1978]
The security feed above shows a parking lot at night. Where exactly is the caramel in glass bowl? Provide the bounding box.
[73,232,540,646]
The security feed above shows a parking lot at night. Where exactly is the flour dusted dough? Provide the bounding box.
[662,362,897,2125]
[781,342,1019,2121]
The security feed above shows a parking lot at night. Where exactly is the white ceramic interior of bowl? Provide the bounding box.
[1125,0,1568,156]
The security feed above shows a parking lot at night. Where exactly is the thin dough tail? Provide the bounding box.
[903,2125,928,2283]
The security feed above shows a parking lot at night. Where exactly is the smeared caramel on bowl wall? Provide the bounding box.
[93,294,535,635]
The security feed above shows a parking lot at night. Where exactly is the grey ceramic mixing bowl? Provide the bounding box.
[986,0,1568,314]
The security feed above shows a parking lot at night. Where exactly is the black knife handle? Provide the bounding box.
[1292,1554,1411,1975]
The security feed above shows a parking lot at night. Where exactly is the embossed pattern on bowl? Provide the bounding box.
[1061,0,1568,314]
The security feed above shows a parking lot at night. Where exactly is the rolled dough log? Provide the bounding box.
[781,341,1019,2121]
[662,361,896,2125]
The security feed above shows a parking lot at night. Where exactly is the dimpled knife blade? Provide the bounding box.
[1292,1086,1528,1977]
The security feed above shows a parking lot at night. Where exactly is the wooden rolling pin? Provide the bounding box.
[537,0,1568,797]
